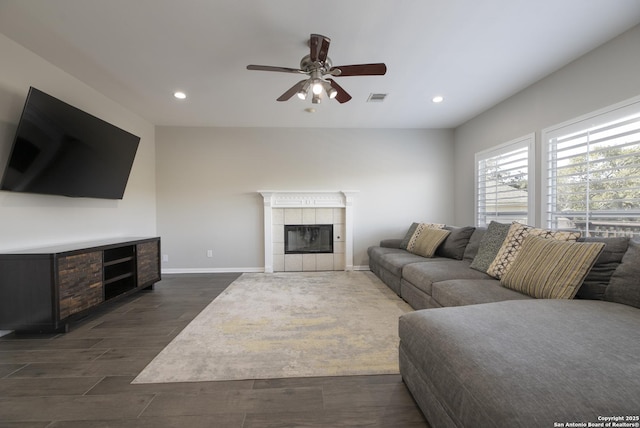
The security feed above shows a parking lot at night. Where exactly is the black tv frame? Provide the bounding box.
[0,87,140,200]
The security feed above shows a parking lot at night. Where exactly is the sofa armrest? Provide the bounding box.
[380,238,403,249]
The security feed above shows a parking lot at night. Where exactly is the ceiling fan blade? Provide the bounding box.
[327,79,352,104]
[309,34,331,63]
[276,79,309,101]
[330,63,387,76]
[247,64,305,74]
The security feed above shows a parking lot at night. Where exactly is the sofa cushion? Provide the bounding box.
[400,222,445,250]
[368,247,432,277]
[407,227,450,258]
[400,279,442,309]
[605,239,640,309]
[402,260,493,295]
[469,221,510,272]
[576,236,629,300]
[367,245,406,261]
[463,227,486,261]
[436,226,475,260]
[431,279,533,307]
[500,236,604,299]
[399,299,640,428]
[487,222,581,279]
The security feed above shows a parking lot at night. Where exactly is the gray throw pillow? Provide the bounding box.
[469,221,511,273]
[436,226,476,260]
[399,223,419,250]
[604,239,640,309]
[463,227,487,261]
[575,237,629,300]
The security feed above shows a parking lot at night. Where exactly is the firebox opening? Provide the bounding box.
[284,224,333,254]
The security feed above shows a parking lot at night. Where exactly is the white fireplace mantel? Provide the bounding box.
[258,190,358,273]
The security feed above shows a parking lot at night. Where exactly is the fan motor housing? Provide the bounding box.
[300,55,332,73]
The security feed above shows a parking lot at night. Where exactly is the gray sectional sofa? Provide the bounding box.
[368,223,640,428]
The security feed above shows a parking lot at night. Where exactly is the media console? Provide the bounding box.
[0,237,161,333]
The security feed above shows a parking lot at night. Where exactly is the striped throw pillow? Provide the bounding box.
[500,235,605,299]
[406,225,451,258]
[487,222,581,279]
[400,222,445,250]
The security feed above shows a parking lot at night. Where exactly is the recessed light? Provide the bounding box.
[174,91,187,100]
[432,95,444,103]
[304,108,316,113]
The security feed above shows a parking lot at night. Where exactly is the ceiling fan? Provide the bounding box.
[246,34,387,104]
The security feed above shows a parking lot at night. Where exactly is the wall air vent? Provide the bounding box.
[367,93,387,102]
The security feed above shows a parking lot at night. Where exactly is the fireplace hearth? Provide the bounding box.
[285,224,333,254]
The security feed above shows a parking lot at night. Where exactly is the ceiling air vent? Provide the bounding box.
[367,93,387,102]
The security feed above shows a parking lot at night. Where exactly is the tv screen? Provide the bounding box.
[0,87,140,199]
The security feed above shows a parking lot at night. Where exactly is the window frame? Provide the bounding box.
[541,95,640,235]
[474,133,535,227]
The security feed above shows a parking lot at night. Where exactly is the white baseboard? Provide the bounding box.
[162,266,371,275]
[162,267,264,274]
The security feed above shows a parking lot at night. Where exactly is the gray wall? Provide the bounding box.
[156,127,454,271]
[0,34,157,250]
[3,21,638,270]
[453,24,640,227]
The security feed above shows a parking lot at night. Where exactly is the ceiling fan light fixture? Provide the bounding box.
[296,80,311,100]
[320,80,337,99]
[312,80,323,95]
[247,34,387,105]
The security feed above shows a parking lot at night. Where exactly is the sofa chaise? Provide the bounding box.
[368,221,640,427]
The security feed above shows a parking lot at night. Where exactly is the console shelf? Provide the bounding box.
[104,272,134,284]
[0,237,161,333]
[104,256,134,266]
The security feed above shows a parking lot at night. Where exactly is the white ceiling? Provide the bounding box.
[1,0,640,129]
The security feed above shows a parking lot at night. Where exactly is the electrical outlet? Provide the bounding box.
[162,254,169,262]
[207,250,213,258]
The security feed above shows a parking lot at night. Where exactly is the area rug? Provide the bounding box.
[132,271,412,383]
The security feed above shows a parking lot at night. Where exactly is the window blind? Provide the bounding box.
[544,99,640,237]
[476,134,534,227]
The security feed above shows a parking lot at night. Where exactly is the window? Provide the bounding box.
[475,134,535,227]
[543,97,640,237]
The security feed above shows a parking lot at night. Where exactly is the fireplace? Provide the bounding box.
[285,224,333,254]
[259,190,357,272]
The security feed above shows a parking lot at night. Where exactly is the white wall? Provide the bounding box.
[453,24,640,227]
[0,34,157,250]
[156,127,454,271]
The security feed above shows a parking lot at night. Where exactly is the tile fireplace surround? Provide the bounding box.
[259,191,357,273]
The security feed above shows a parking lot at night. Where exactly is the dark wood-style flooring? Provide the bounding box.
[0,273,429,427]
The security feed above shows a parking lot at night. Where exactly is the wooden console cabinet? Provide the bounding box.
[0,237,161,333]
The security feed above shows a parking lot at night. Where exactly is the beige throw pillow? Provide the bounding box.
[500,235,605,299]
[487,222,580,279]
[400,222,446,249]
[406,224,450,258]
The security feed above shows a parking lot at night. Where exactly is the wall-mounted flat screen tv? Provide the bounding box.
[0,87,140,199]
